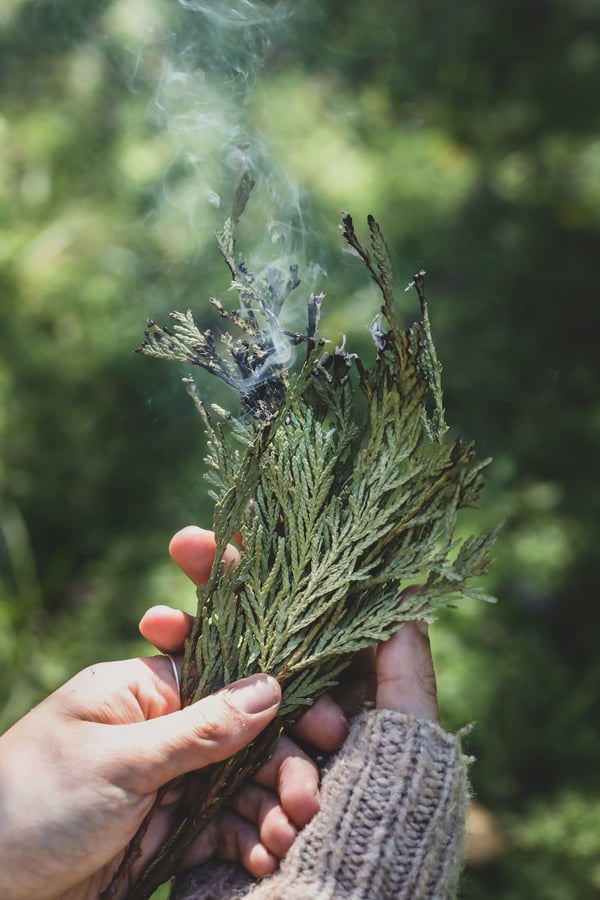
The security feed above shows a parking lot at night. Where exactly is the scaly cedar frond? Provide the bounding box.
[108,203,497,900]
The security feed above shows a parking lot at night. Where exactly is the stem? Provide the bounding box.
[125,721,283,900]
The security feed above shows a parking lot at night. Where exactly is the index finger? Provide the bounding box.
[169,525,241,585]
[138,605,193,654]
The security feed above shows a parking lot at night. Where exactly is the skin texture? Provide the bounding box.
[0,525,438,900]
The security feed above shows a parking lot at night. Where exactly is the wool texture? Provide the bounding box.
[171,710,468,900]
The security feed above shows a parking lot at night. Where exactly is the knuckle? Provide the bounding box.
[191,698,247,750]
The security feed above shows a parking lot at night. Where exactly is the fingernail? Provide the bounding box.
[225,675,281,714]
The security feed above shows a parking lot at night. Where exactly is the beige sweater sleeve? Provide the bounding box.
[171,709,469,900]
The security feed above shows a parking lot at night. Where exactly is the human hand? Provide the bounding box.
[138,527,439,886]
[138,526,350,880]
[335,596,439,722]
[0,644,281,900]
[149,528,439,723]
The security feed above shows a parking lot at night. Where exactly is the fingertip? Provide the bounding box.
[397,618,429,639]
[138,605,158,635]
[220,674,281,716]
[296,791,320,828]
[376,620,439,722]
[255,731,323,829]
[138,605,193,653]
[169,525,242,585]
[169,524,213,555]
[231,782,298,859]
[169,524,210,552]
[293,695,349,752]
[281,768,320,828]
[139,603,179,626]
[246,843,278,879]
[267,809,298,856]
[169,526,216,585]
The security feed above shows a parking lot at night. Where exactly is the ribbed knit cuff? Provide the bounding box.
[171,710,468,900]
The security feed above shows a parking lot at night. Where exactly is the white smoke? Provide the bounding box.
[143,0,308,259]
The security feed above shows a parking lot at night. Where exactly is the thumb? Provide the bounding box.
[113,674,281,793]
[376,621,439,722]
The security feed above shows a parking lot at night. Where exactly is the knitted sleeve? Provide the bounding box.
[171,709,469,900]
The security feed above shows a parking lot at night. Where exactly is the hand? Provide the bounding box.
[334,588,439,722]
[139,527,439,885]
[139,527,350,880]
[0,646,281,900]
[151,527,439,724]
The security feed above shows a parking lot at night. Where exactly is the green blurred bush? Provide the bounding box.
[1,1,599,897]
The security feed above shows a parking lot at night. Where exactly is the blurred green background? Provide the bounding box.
[1,1,599,897]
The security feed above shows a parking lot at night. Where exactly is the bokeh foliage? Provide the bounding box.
[1,1,599,897]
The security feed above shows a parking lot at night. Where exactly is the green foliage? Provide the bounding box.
[117,208,495,897]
